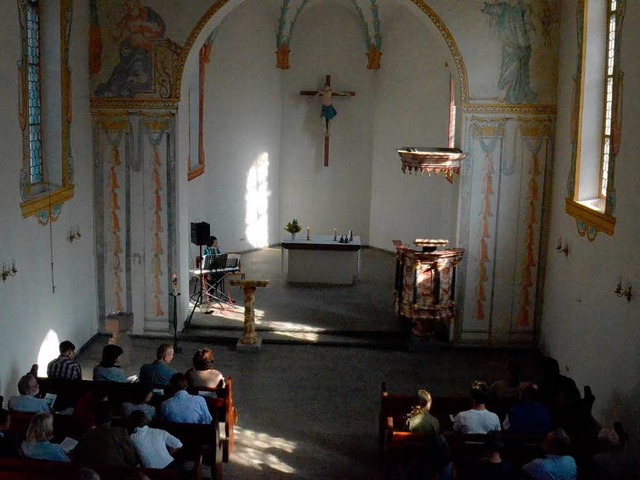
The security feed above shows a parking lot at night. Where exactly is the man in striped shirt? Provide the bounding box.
[47,340,82,380]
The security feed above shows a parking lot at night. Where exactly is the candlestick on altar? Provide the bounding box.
[306,227,310,240]
[333,228,337,240]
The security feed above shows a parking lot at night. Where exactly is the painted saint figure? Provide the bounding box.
[95,0,166,97]
[482,0,537,104]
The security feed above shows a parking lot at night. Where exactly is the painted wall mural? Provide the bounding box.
[276,0,382,69]
[481,0,558,104]
[516,119,551,328]
[93,0,180,99]
[98,119,132,315]
[458,113,553,346]
[472,119,504,321]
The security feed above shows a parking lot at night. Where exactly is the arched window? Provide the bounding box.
[566,0,625,240]
[18,0,74,225]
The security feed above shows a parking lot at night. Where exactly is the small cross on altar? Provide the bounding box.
[300,75,355,167]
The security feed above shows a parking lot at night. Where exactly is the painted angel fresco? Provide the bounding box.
[482,0,537,104]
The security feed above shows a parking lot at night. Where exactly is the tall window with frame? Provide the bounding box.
[26,0,44,187]
[18,0,75,224]
[565,0,625,240]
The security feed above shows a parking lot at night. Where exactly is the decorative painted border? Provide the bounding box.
[173,0,470,105]
[463,103,557,115]
[91,98,178,111]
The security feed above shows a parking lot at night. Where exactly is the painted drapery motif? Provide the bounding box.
[516,121,549,327]
[143,117,171,319]
[472,120,504,320]
[101,122,129,314]
[482,1,536,104]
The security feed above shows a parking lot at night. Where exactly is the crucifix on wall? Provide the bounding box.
[300,75,355,167]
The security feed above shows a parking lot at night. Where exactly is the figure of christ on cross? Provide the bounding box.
[300,75,355,166]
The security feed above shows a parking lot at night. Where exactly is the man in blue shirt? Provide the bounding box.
[139,344,176,386]
[160,373,212,424]
[8,375,52,414]
[522,428,577,479]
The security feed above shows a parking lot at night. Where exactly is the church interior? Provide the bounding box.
[0,0,638,477]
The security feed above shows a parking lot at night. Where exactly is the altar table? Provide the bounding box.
[281,235,361,285]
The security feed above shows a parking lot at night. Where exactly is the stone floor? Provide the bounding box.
[77,246,543,479]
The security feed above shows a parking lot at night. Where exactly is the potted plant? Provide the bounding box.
[284,218,302,240]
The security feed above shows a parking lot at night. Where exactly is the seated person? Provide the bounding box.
[21,413,69,462]
[186,348,224,389]
[452,380,501,434]
[522,428,577,480]
[581,428,637,480]
[128,410,183,469]
[407,389,440,435]
[490,359,523,403]
[121,383,157,422]
[8,374,52,414]
[138,343,176,386]
[475,432,514,480]
[160,373,212,424]
[47,340,82,380]
[203,235,221,257]
[92,344,126,382]
[72,389,108,430]
[538,357,581,415]
[503,382,551,436]
[0,408,18,458]
[74,401,137,467]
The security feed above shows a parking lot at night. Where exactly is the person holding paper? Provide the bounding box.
[8,375,52,414]
[21,413,69,462]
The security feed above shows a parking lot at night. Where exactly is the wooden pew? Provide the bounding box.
[35,376,238,462]
[378,382,470,446]
[0,457,202,480]
[382,418,544,478]
[5,413,212,480]
[187,378,237,462]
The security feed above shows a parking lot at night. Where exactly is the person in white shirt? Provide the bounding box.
[128,410,183,469]
[452,380,501,434]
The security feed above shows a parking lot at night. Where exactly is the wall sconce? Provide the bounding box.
[68,226,81,243]
[556,237,569,257]
[614,281,632,303]
[1,260,18,282]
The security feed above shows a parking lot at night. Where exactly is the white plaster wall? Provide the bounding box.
[0,0,97,396]
[540,0,640,454]
[368,4,454,251]
[187,0,282,253]
[280,0,375,243]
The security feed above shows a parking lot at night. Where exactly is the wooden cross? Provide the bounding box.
[300,75,355,167]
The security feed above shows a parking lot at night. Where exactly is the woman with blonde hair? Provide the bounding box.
[185,348,224,389]
[21,413,69,462]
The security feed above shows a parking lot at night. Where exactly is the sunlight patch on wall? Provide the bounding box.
[230,425,296,473]
[245,153,270,248]
[37,329,60,376]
